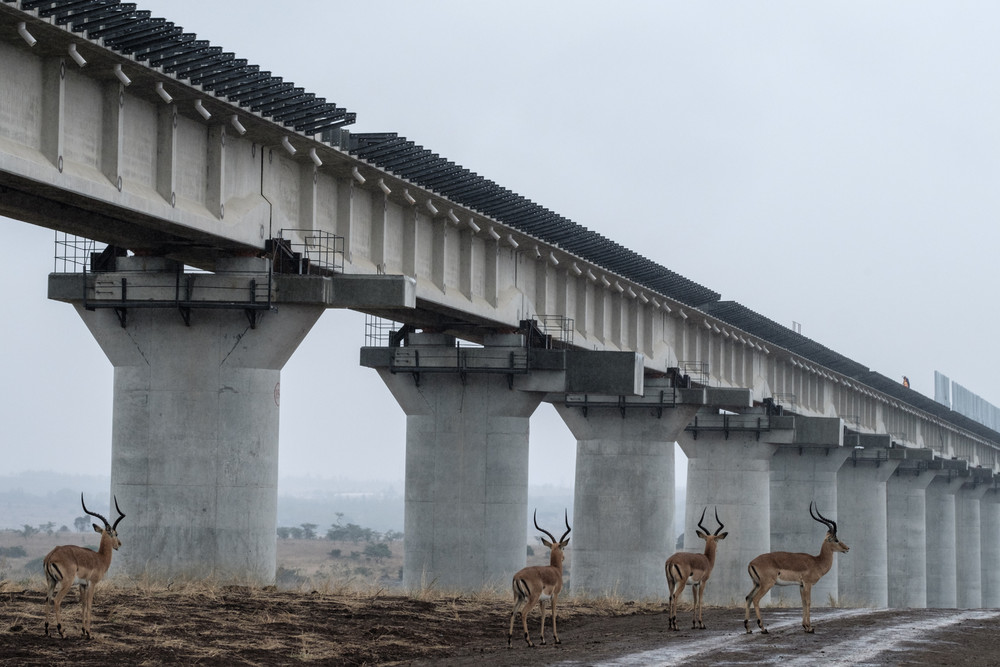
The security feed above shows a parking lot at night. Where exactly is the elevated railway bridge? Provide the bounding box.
[2,0,998,608]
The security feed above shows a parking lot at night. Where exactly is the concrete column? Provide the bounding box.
[554,392,699,599]
[981,488,1000,607]
[769,444,852,606]
[374,335,543,591]
[75,297,323,582]
[925,472,964,607]
[956,480,989,608]
[885,464,934,608]
[836,450,900,607]
[676,430,776,606]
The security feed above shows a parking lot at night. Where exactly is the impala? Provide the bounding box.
[507,509,571,648]
[664,506,727,630]
[44,493,126,639]
[744,501,848,634]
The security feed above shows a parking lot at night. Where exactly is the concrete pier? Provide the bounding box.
[554,381,700,599]
[885,450,935,608]
[836,442,900,607]
[65,259,325,581]
[925,460,967,608]
[981,487,1000,607]
[372,334,543,591]
[677,416,776,607]
[768,418,849,606]
[955,473,990,608]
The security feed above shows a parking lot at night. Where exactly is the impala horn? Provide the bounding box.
[809,501,837,535]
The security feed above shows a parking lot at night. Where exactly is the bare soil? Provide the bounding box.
[4,535,1000,665]
[3,588,1000,666]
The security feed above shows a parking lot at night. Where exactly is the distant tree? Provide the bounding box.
[363,542,392,563]
[74,516,90,532]
[326,522,371,543]
[58,525,70,533]
[526,545,534,557]
[300,523,318,540]
[288,526,304,540]
[276,527,291,539]
[19,525,38,539]
[384,530,404,543]
[39,522,55,536]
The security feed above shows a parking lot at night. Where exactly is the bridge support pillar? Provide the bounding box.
[553,380,700,599]
[371,334,543,591]
[676,429,776,607]
[64,259,324,582]
[956,477,990,608]
[981,488,1000,607]
[769,436,851,606]
[885,457,935,608]
[836,445,900,607]
[925,467,965,607]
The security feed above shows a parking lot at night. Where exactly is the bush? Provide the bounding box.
[275,566,305,586]
[363,543,392,563]
[0,546,27,558]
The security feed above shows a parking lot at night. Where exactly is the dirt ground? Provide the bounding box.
[3,585,1000,666]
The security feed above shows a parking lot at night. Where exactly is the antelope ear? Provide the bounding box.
[560,538,570,547]
[541,538,554,548]
[716,532,728,540]
[695,530,708,539]
[92,523,103,534]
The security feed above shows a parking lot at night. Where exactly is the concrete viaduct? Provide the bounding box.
[3,0,1000,608]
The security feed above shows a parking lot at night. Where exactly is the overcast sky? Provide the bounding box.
[4,1,999,490]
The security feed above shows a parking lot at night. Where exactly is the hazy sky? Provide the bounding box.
[4,2,999,489]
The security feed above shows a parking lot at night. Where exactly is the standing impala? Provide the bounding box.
[744,501,848,634]
[664,507,727,630]
[507,509,571,648]
[44,494,126,639]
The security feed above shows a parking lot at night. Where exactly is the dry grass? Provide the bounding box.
[0,532,675,665]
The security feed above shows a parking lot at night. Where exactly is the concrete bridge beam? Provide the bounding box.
[836,444,900,607]
[885,449,935,608]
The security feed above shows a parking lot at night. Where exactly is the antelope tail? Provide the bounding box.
[45,562,63,583]
[513,577,531,601]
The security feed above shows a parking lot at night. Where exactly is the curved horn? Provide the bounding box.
[533,509,558,544]
[714,506,725,536]
[559,509,571,543]
[696,506,709,534]
[111,495,126,530]
[810,501,837,534]
[80,493,110,530]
